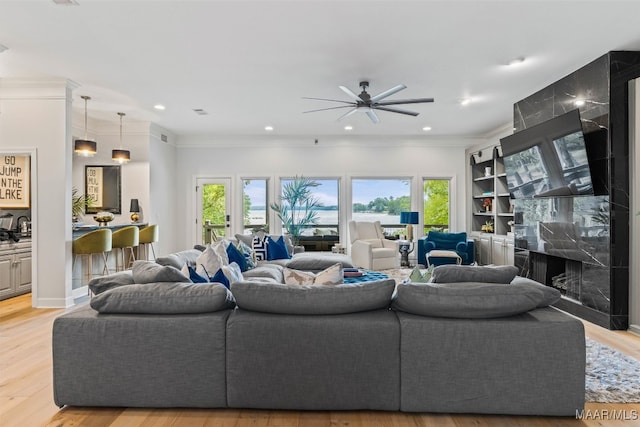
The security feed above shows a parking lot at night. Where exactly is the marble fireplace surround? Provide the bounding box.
[509,51,640,330]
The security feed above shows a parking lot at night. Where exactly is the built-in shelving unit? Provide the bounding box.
[470,146,514,236]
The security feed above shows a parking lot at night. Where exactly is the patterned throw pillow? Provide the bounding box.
[408,266,432,283]
[237,241,256,269]
[252,235,269,261]
[283,263,342,286]
[181,264,209,283]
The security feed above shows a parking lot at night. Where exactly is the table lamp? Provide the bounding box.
[400,211,419,241]
[130,199,140,223]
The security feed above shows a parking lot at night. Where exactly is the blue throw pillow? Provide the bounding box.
[188,266,209,283]
[211,268,231,289]
[226,242,248,272]
[266,235,291,260]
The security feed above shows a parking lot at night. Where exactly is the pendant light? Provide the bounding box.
[74,95,97,157]
[112,112,131,164]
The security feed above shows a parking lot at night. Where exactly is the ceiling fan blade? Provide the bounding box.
[370,84,406,102]
[375,97,434,106]
[339,85,361,102]
[373,106,419,116]
[336,107,359,121]
[302,97,355,105]
[303,105,354,114]
[366,110,380,124]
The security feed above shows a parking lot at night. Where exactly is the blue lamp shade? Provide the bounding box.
[400,211,419,225]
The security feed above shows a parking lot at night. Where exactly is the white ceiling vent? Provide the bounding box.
[193,109,208,116]
[161,134,168,143]
[52,0,79,5]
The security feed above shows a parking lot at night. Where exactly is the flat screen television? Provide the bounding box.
[500,109,594,199]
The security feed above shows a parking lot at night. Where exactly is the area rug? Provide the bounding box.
[379,268,640,403]
[586,337,640,403]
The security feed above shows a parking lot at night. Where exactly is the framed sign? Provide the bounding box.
[0,155,30,209]
[85,165,122,214]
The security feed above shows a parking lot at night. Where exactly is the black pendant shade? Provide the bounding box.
[74,139,97,157]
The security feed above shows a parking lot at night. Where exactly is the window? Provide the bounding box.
[278,178,339,236]
[242,179,268,234]
[423,179,450,233]
[352,178,410,237]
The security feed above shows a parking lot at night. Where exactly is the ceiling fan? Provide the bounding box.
[303,81,434,124]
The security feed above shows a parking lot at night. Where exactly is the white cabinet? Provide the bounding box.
[491,235,514,266]
[0,240,32,300]
[472,232,514,266]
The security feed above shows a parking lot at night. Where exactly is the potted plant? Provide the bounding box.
[270,176,322,246]
[72,187,93,223]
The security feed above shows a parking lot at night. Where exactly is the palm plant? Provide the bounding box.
[270,176,322,246]
[72,187,93,221]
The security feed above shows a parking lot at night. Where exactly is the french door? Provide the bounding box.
[196,178,231,245]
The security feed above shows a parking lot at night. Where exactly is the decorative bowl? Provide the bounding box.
[93,211,115,226]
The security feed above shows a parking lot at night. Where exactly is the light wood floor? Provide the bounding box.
[2,293,639,427]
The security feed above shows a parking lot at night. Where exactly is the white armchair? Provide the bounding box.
[348,220,399,270]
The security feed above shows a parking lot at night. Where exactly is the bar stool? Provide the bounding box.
[72,228,112,288]
[111,226,140,271]
[138,224,158,261]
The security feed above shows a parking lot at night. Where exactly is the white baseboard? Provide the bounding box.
[34,296,75,308]
[629,324,640,336]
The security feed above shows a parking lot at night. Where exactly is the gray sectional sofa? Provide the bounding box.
[52,260,585,416]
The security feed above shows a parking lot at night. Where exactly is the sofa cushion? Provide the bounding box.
[132,260,190,284]
[88,271,135,295]
[231,278,396,315]
[155,249,202,270]
[431,264,519,284]
[391,281,545,318]
[510,276,562,307]
[283,263,342,286]
[286,252,354,271]
[242,264,284,282]
[90,282,236,314]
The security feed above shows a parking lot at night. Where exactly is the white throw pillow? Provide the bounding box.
[283,263,342,286]
[196,244,224,278]
[212,240,230,265]
[221,262,243,284]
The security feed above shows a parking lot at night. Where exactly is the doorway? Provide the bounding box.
[196,178,232,245]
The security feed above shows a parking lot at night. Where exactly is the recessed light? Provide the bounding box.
[344,125,353,131]
[574,99,586,107]
[422,126,432,132]
[193,108,208,116]
[265,125,274,131]
[460,98,472,106]
[154,104,166,111]
[508,57,525,66]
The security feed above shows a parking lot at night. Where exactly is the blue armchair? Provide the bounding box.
[417,231,475,267]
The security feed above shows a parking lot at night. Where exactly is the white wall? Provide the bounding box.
[148,123,177,257]
[0,79,76,307]
[173,135,480,253]
[630,79,640,335]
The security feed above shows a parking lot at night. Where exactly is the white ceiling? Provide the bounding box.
[1,0,640,138]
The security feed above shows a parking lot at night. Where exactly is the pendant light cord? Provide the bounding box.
[80,95,91,140]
